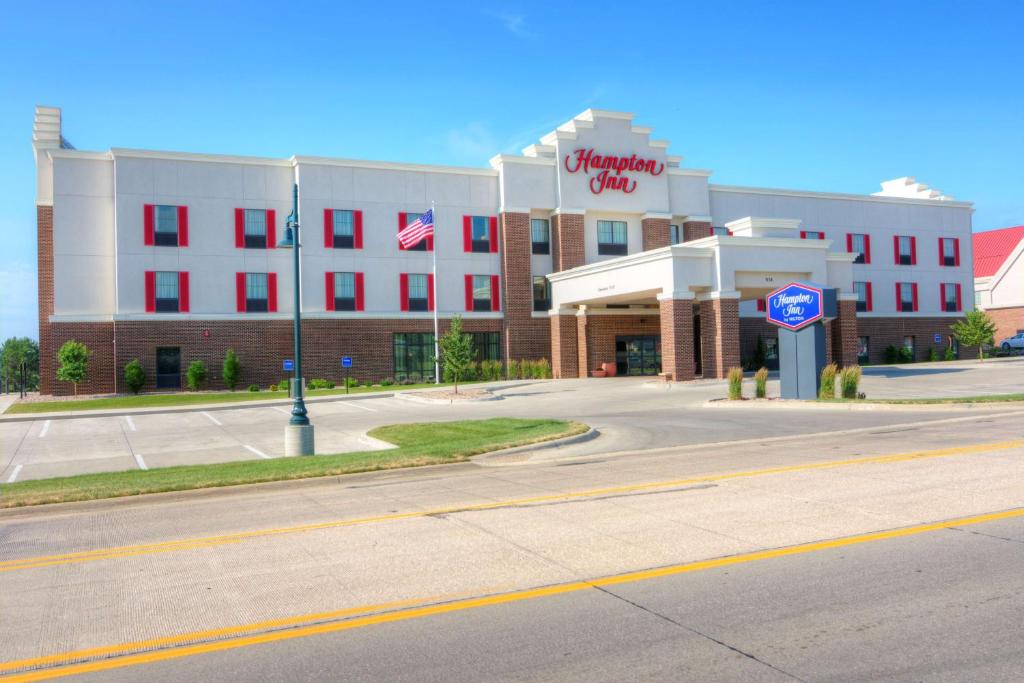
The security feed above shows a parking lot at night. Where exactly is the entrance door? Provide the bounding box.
[615,336,662,376]
[156,347,181,389]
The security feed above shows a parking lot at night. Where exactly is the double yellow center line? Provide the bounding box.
[3,438,1023,574]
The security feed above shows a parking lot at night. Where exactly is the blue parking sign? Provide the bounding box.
[341,356,353,368]
[934,334,942,343]
[283,359,294,371]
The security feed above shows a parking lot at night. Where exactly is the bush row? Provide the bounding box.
[726,363,864,400]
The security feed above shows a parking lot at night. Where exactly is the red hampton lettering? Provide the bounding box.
[563,148,665,195]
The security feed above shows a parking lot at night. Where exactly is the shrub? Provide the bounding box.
[123,359,146,394]
[951,310,996,360]
[840,366,862,399]
[56,340,90,396]
[884,345,899,364]
[926,347,938,362]
[507,359,521,380]
[819,363,838,399]
[754,367,768,399]
[345,377,359,389]
[186,360,208,391]
[943,347,957,361]
[222,349,241,390]
[535,358,552,379]
[248,384,260,392]
[381,377,395,386]
[307,378,335,390]
[727,367,744,400]
[898,346,914,363]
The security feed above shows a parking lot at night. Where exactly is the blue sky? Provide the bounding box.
[1,1,1021,341]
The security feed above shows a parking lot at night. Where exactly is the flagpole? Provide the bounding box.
[431,201,440,385]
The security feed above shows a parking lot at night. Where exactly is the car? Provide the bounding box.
[999,332,1024,351]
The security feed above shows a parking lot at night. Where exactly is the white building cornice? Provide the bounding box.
[710,183,974,209]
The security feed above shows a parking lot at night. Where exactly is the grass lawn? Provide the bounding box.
[0,418,587,508]
[821,393,1024,404]
[4,381,482,415]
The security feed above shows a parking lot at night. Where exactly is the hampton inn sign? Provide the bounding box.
[563,147,665,194]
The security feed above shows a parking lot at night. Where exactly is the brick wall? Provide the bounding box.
[550,314,578,379]
[858,316,975,362]
[828,300,860,367]
[699,298,740,378]
[37,205,55,395]
[740,317,777,365]
[986,306,1024,346]
[659,299,695,380]
[641,218,671,251]
[581,313,662,375]
[683,221,713,242]
[499,211,551,361]
[49,322,115,395]
[551,213,585,271]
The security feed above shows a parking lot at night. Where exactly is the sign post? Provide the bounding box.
[341,356,353,394]
[765,282,837,400]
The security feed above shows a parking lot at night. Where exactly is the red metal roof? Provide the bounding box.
[973,226,1024,278]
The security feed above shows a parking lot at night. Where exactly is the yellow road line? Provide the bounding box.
[3,438,1022,574]
[4,506,1023,682]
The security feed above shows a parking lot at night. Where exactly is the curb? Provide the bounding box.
[395,391,503,405]
[471,426,600,465]
[702,398,1024,412]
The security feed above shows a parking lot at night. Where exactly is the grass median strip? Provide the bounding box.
[821,393,1024,405]
[0,418,587,509]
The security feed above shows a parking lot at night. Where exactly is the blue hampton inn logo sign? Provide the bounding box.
[766,282,824,331]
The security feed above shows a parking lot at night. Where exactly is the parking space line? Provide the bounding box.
[6,465,23,483]
[340,400,377,412]
[243,445,270,459]
[124,416,136,432]
[200,411,223,426]
[38,420,51,438]
[132,453,148,471]
[271,407,291,415]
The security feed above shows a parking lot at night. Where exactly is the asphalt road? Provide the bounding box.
[2,410,1023,681]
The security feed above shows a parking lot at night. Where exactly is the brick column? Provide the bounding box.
[551,212,585,272]
[641,217,671,251]
[37,205,55,395]
[550,312,579,379]
[499,211,550,362]
[830,299,860,367]
[683,220,713,242]
[699,296,741,379]
[576,312,589,377]
[659,296,695,381]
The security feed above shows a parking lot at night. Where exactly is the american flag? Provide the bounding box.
[398,209,434,249]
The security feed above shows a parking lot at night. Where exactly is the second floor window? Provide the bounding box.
[244,209,267,249]
[854,281,872,312]
[334,272,356,311]
[895,235,916,265]
[532,219,550,254]
[942,283,961,312]
[246,273,269,312]
[154,205,179,246]
[533,276,550,312]
[597,220,628,256]
[155,271,180,312]
[712,226,731,237]
[669,224,681,245]
[406,273,430,311]
[897,282,917,313]
[464,216,496,253]
[333,210,355,249]
[940,237,959,266]
[848,233,870,264]
[469,275,495,312]
[801,230,824,240]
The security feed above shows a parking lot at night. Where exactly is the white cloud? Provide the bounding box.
[0,261,39,340]
[491,10,537,38]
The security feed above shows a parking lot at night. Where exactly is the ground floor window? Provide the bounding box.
[156,347,181,389]
[470,332,501,362]
[393,333,435,382]
[858,336,869,364]
[765,338,778,362]
[533,276,550,312]
[903,335,916,360]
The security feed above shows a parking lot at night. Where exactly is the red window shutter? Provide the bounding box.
[426,234,434,251]
[236,273,247,312]
[463,215,472,252]
[266,210,276,249]
[324,209,334,249]
[399,273,409,311]
[325,272,335,311]
[427,274,435,311]
[178,272,190,312]
[864,235,871,264]
[756,298,766,312]
[398,212,407,250]
[464,275,473,312]
[846,233,853,253]
[818,231,825,240]
[489,217,498,253]
[938,238,944,266]
[910,236,917,265]
[800,230,807,239]
[355,272,365,311]
[490,275,500,311]
[235,209,245,248]
[893,235,900,264]
[954,238,960,266]
[939,283,944,310]
[144,271,155,312]
[955,283,962,311]
[865,282,873,312]
[143,204,155,246]
[911,282,919,311]
[267,273,278,312]
[177,206,189,246]
[895,283,901,310]
[353,210,363,249]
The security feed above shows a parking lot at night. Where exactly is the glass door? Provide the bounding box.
[156,347,181,389]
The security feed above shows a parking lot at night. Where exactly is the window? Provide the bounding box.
[244,209,267,249]
[857,337,869,364]
[895,235,916,265]
[712,226,731,237]
[801,230,824,240]
[597,220,628,255]
[669,224,681,244]
[941,283,961,312]
[939,237,959,266]
[402,213,428,251]
[897,282,917,312]
[334,272,356,311]
[974,291,982,307]
[472,275,492,312]
[531,219,550,254]
[333,210,355,249]
[533,276,550,312]
[903,335,916,358]
[470,332,501,362]
[463,215,496,253]
[854,281,872,313]
[848,233,870,264]
[154,272,180,312]
[393,333,435,382]
[246,273,269,312]
[154,205,179,246]
[407,273,429,311]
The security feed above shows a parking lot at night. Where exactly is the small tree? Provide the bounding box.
[438,316,474,394]
[56,340,90,396]
[2,337,40,393]
[951,310,996,360]
[124,359,146,394]
[222,348,241,391]
[186,360,208,391]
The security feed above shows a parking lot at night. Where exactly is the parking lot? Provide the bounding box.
[2,357,1023,483]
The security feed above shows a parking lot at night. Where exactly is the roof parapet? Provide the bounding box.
[873,176,954,201]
